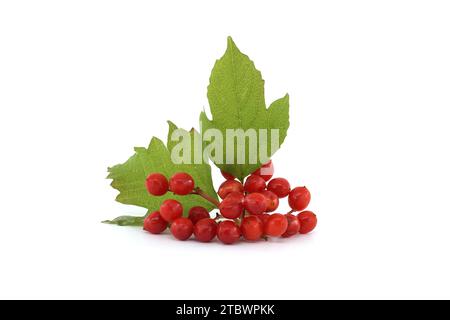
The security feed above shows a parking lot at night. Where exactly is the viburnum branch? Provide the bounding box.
[191,187,220,207]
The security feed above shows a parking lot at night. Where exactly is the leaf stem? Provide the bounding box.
[192,187,220,207]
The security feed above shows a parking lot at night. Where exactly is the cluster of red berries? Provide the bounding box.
[143,161,317,244]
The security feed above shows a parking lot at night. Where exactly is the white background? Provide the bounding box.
[1,0,450,300]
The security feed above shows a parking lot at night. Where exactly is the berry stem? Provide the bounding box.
[239,210,247,225]
[192,187,220,207]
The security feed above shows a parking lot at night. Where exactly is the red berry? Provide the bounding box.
[243,193,267,215]
[145,173,169,196]
[264,213,288,237]
[241,215,264,241]
[297,211,317,234]
[252,160,274,181]
[218,180,244,199]
[193,218,217,242]
[221,170,235,180]
[282,214,300,238]
[244,175,266,193]
[267,178,291,198]
[288,186,311,211]
[219,192,244,219]
[160,199,183,223]
[188,206,210,224]
[261,190,279,212]
[259,213,270,226]
[170,217,193,240]
[143,211,168,234]
[169,172,194,195]
[217,221,241,244]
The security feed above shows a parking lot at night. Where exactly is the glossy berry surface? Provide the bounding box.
[217,221,241,244]
[252,160,274,181]
[243,193,268,215]
[188,206,210,224]
[145,173,169,196]
[297,211,317,234]
[244,175,266,193]
[288,186,311,211]
[264,213,288,237]
[218,180,244,199]
[193,218,217,242]
[170,217,194,240]
[221,170,235,180]
[267,178,291,198]
[241,215,264,241]
[282,214,300,238]
[219,192,244,219]
[169,172,195,195]
[143,211,168,234]
[159,199,183,223]
[261,190,279,212]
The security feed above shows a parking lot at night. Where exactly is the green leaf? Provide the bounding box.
[106,122,218,226]
[200,37,290,181]
[102,215,146,226]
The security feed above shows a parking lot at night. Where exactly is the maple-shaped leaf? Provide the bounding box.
[104,122,218,226]
[200,37,290,181]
